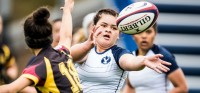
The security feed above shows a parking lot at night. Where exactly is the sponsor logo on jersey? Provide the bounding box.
[101,56,111,64]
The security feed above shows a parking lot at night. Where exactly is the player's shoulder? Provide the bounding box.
[152,44,175,59]
[110,45,132,57]
[27,56,45,66]
[111,45,130,52]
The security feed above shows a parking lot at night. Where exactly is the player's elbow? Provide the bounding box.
[181,85,189,93]
[176,85,188,93]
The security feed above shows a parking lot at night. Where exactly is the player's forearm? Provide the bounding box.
[129,56,145,71]
[59,0,74,48]
[169,87,188,93]
[168,69,188,93]
[169,83,188,93]
[19,86,37,93]
[0,84,17,93]
[59,8,73,47]
[120,55,145,71]
[71,40,93,62]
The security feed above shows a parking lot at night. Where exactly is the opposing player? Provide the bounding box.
[123,23,188,93]
[70,8,171,93]
[0,0,83,92]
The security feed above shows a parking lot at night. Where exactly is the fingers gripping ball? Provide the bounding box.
[117,1,159,34]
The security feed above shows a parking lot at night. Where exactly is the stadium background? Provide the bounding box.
[0,0,200,92]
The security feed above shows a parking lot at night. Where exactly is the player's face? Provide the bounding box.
[133,26,156,51]
[0,16,3,34]
[52,21,61,47]
[94,14,119,49]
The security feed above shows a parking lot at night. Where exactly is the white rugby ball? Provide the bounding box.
[117,1,159,34]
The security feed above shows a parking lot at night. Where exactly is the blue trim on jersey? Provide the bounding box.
[94,46,112,54]
[115,71,125,93]
[111,45,132,70]
[151,44,179,75]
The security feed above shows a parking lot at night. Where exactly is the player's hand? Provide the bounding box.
[93,26,102,38]
[61,0,74,12]
[144,54,171,73]
[90,26,101,45]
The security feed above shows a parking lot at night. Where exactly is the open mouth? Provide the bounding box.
[141,41,148,46]
[103,34,110,40]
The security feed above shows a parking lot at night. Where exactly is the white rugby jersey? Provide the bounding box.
[76,45,131,93]
[128,44,179,93]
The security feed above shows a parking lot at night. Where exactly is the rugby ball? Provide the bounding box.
[117,1,159,34]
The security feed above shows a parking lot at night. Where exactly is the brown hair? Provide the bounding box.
[93,8,118,25]
[24,7,52,49]
[152,22,158,32]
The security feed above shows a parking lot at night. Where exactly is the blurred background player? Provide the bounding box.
[72,28,86,45]
[72,12,96,45]
[52,12,96,46]
[0,15,18,85]
[51,18,62,47]
[123,23,188,93]
[82,12,96,40]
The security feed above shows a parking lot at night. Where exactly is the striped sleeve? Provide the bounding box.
[22,64,40,86]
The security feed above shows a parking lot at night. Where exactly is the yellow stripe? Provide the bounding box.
[0,45,11,64]
[39,57,60,93]
[0,55,4,64]
[21,74,39,86]
[6,57,16,67]
[2,45,10,59]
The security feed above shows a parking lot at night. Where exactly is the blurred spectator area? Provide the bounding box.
[1,0,56,74]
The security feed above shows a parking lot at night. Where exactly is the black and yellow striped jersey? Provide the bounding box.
[0,42,16,84]
[22,45,82,93]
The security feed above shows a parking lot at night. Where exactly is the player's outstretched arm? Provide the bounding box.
[0,76,33,92]
[58,0,74,49]
[119,54,171,73]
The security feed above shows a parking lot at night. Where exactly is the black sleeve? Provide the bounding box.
[159,47,179,75]
[111,45,132,70]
